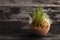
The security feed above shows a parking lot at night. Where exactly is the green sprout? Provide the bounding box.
[32,7,50,27]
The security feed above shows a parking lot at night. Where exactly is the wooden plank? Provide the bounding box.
[0,4,60,7]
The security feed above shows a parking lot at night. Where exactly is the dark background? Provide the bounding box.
[0,0,60,40]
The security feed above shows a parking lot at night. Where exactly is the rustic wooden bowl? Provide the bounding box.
[30,20,50,36]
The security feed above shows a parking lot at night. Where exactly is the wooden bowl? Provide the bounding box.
[30,20,50,36]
